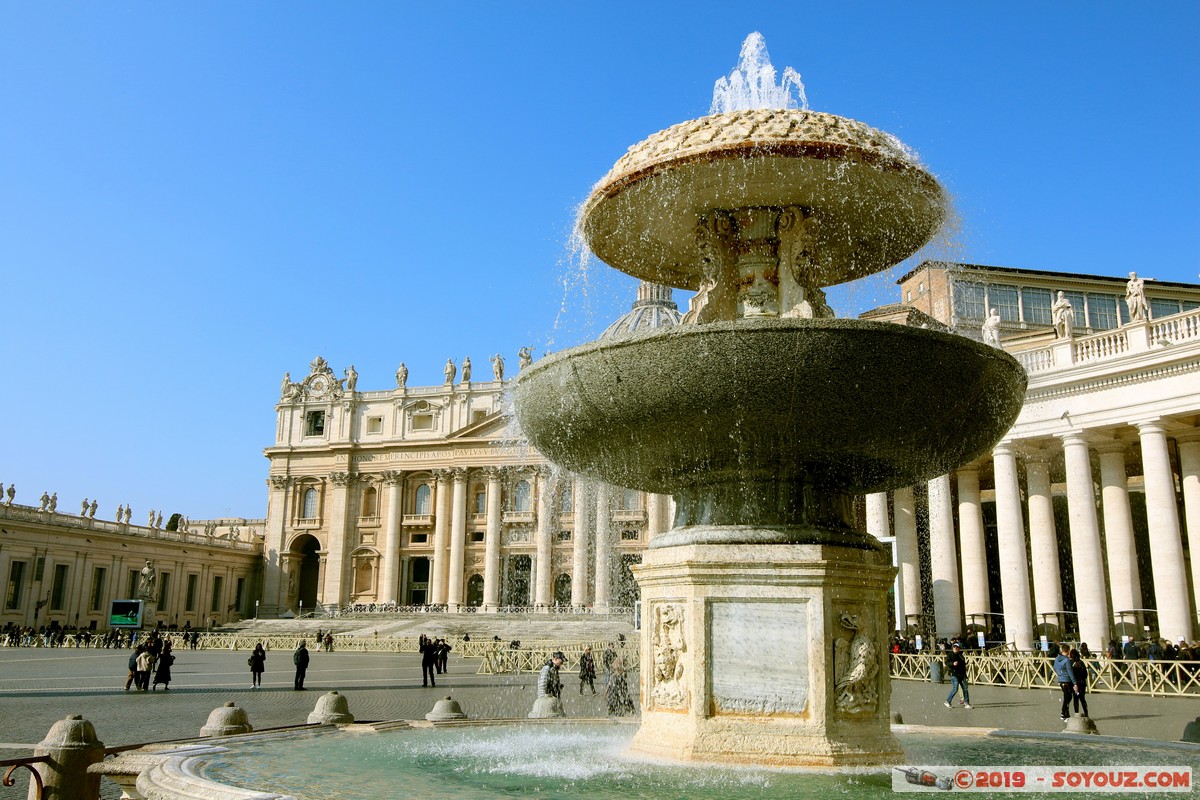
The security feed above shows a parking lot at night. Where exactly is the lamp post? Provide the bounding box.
[255,600,260,620]
[299,600,303,619]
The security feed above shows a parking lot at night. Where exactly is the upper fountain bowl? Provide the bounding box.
[580,109,946,290]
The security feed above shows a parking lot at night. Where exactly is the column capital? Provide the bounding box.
[1091,439,1130,456]
[380,470,406,486]
[432,467,453,481]
[267,475,292,490]
[1133,418,1172,436]
[992,440,1022,458]
[955,460,982,475]
[328,471,355,487]
[483,466,505,481]
[1058,430,1092,448]
[450,467,468,484]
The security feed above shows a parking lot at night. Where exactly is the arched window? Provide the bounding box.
[513,480,532,512]
[474,490,486,515]
[559,485,573,514]
[414,484,432,515]
[362,486,378,517]
[621,488,641,511]
[302,488,319,519]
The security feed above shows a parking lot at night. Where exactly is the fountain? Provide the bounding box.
[514,33,1027,766]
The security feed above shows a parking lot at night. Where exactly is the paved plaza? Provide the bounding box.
[3,647,1200,751]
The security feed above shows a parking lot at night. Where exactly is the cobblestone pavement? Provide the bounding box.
[3,648,1200,756]
[0,647,620,752]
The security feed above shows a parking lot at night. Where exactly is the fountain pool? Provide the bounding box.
[190,723,1200,799]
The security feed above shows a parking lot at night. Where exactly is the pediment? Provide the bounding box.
[447,411,511,440]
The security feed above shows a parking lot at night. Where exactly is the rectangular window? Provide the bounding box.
[50,564,69,611]
[210,576,224,613]
[1087,293,1119,330]
[412,414,433,431]
[410,533,428,544]
[471,410,488,425]
[305,410,326,436]
[366,416,383,434]
[620,528,641,541]
[470,531,485,543]
[1183,300,1200,312]
[235,577,245,615]
[952,281,986,321]
[474,492,486,514]
[127,569,140,599]
[5,561,26,610]
[557,530,572,541]
[1062,292,1087,329]
[90,567,107,611]
[987,284,1020,322]
[1150,298,1182,319]
[158,573,171,614]
[1021,288,1053,325]
[185,574,198,612]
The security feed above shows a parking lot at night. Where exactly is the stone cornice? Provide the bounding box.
[1025,355,1200,403]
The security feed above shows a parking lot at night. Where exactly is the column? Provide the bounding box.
[533,469,554,609]
[1095,441,1142,626]
[646,493,669,540]
[322,474,353,606]
[482,467,503,610]
[893,486,921,629]
[261,476,291,614]
[927,474,962,638]
[429,469,451,605]
[593,483,612,612]
[446,469,468,610]
[380,472,404,605]
[1137,420,1192,642]
[956,464,991,628]
[1024,453,1064,626]
[865,492,901,630]
[1060,432,1110,651]
[1178,434,1200,634]
[571,477,592,607]
[993,443,1034,650]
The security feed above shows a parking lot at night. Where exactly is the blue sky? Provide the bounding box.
[1,3,1197,519]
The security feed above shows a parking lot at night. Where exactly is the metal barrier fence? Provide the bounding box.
[474,642,640,674]
[891,652,1200,697]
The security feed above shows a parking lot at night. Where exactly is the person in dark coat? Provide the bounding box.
[437,638,451,674]
[152,641,175,690]
[579,646,597,695]
[1052,645,1074,720]
[293,641,310,690]
[421,637,439,687]
[124,646,141,691]
[943,643,972,709]
[1069,648,1090,717]
[605,656,635,715]
[249,642,266,688]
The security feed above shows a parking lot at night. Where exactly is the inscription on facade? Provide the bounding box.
[710,600,809,714]
[335,447,526,465]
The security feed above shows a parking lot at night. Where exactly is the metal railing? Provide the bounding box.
[474,641,639,674]
[891,652,1200,697]
[1,757,47,799]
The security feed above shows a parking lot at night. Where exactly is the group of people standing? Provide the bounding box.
[124,632,175,691]
[419,635,452,686]
[1053,645,1092,720]
[537,643,635,716]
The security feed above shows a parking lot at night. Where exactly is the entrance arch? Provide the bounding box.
[553,574,572,607]
[466,574,485,607]
[408,558,430,605]
[291,534,321,611]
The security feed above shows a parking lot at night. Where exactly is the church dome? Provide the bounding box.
[600,281,683,339]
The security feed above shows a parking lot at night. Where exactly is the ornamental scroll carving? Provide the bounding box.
[833,611,879,715]
[268,475,291,490]
[650,603,689,709]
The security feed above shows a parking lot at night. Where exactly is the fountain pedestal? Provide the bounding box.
[631,542,900,767]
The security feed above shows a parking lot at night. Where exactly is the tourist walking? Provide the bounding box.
[539,651,564,700]
[152,642,175,690]
[124,646,141,691]
[1053,643,1075,720]
[1069,648,1090,717]
[293,640,310,690]
[943,643,972,709]
[420,636,439,687]
[323,632,334,653]
[579,646,597,695]
[135,646,153,691]
[248,642,266,688]
[606,656,636,716]
[602,643,617,685]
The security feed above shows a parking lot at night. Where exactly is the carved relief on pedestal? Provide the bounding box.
[832,611,880,715]
[650,603,689,710]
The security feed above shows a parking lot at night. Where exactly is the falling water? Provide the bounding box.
[711,32,808,114]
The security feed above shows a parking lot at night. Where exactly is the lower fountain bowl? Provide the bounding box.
[513,317,1026,498]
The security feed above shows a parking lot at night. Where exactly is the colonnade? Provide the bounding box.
[868,422,1200,649]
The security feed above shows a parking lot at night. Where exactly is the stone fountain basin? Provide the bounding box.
[514,318,1026,498]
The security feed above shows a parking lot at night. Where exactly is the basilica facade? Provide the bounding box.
[258,283,681,617]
